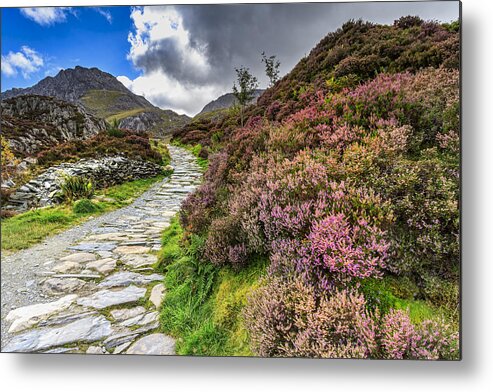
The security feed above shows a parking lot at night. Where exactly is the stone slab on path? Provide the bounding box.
[6,294,78,333]
[86,258,117,275]
[120,254,157,269]
[149,283,165,309]
[41,277,87,295]
[110,306,146,322]
[59,252,97,263]
[77,285,147,309]
[3,315,113,352]
[113,245,151,255]
[98,271,163,289]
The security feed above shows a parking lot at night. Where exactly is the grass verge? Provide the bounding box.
[157,218,267,356]
[1,175,164,253]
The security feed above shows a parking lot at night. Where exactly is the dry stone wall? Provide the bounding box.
[4,156,163,211]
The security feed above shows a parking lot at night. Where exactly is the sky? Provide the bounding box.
[1,2,460,116]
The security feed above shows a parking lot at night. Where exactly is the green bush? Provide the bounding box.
[107,127,125,138]
[73,198,100,214]
[59,175,94,202]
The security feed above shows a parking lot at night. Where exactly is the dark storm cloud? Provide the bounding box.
[132,36,210,85]
[137,1,458,87]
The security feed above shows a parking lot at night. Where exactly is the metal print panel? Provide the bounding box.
[0,1,461,359]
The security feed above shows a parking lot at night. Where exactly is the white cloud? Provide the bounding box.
[20,7,72,26]
[118,72,221,117]
[1,46,44,79]
[124,6,220,116]
[94,7,112,24]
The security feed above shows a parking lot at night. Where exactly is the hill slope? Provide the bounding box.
[2,66,190,136]
[166,17,460,358]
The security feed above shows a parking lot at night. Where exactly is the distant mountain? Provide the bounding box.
[1,66,190,136]
[198,89,265,116]
[1,95,107,157]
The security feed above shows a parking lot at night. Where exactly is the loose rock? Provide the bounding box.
[149,283,165,309]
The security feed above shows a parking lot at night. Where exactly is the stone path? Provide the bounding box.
[1,145,202,354]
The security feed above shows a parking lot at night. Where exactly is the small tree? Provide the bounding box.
[232,66,259,127]
[261,51,281,87]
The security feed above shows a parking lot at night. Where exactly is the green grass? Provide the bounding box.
[105,108,148,124]
[150,139,172,166]
[171,141,208,170]
[1,175,164,253]
[80,89,126,119]
[158,218,267,356]
[360,276,453,325]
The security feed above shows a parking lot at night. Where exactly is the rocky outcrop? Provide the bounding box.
[118,109,190,136]
[4,156,163,211]
[198,89,264,115]
[1,95,107,156]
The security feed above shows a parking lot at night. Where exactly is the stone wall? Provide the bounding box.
[4,156,163,212]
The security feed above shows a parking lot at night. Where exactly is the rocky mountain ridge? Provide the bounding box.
[1,66,190,136]
[198,89,265,116]
[1,94,107,156]
[2,66,148,106]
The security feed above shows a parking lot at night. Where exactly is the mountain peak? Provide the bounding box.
[1,65,146,106]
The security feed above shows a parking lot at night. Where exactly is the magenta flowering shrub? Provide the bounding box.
[269,213,389,291]
[180,150,229,234]
[244,278,379,358]
[203,215,248,267]
[244,278,459,359]
[186,67,458,297]
[381,309,459,360]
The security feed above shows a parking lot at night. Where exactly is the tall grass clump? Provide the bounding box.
[59,174,94,202]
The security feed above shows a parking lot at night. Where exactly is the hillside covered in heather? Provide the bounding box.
[163,17,460,359]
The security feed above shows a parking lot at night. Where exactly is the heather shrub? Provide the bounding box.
[170,17,460,359]
[244,278,378,358]
[245,278,459,359]
[180,151,230,234]
[269,213,389,291]
[204,215,248,267]
[380,153,459,279]
[37,129,162,167]
[380,309,459,359]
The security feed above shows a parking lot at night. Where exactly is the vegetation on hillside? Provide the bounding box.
[164,17,460,359]
[36,127,164,167]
